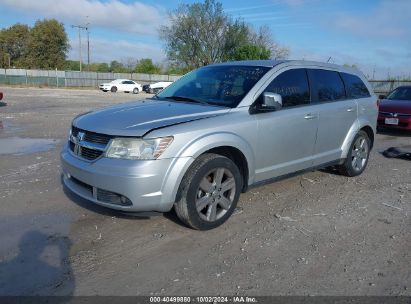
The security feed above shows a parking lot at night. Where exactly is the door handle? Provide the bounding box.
[347,107,354,112]
[304,113,316,120]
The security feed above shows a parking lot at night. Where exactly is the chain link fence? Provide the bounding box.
[0,68,181,88]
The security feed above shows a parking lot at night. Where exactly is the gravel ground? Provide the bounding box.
[0,87,410,296]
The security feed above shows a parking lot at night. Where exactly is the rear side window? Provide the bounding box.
[308,69,346,102]
[261,69,310,108]
[340,73,371,98]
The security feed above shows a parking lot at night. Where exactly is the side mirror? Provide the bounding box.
[378,94,386,99]
[262,92,282,111]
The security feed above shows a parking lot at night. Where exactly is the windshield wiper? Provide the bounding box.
[164,96,209,105]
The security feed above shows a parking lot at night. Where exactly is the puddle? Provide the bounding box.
[0,120,24,134]
[0,137,59,155]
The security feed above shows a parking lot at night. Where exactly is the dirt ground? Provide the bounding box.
[0,87,409,296]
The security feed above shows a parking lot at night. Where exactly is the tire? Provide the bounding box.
[338,130,371,177]
[174,153,243,230]
[111,86,117,92]
[133,87,139,94]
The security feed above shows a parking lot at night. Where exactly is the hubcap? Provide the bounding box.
[195,167,236,222]
[351,136,369,171]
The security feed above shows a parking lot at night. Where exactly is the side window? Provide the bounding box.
[340,73,371,98]
[308,69,346,102]
[121,81,128,84]
[261,69,310,108]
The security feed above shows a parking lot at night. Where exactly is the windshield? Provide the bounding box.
[157,65,270,108]
[386,87,411,101]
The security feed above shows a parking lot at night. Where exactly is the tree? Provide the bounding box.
[232,44,271,61]
[249,25,289,60]
[0,24,30,68]
[25,19,69,69]
[65,60,80,71]
[134,58,161,74]
[159,0,289,69]
[110,60,129,73]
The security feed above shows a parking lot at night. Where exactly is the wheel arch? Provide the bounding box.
[341,119,375,159]
[159,133,255,210]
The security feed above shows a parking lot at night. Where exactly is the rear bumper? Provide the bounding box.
[60,143,192,212]
[377,116,411,130]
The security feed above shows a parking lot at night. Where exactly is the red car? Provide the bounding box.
[377,86,411,131]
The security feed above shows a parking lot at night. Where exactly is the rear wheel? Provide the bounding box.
[133,87,139,94]
[111,86,117,92]
[174,153,242,230]
[338,130,370,177]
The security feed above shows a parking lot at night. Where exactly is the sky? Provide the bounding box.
[0,0,410,79]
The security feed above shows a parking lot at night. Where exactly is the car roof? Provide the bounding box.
[209,59,365,78]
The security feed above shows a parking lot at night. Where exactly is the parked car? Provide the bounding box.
[0,91,3,100]
[377,86,411,131]
[143,81,173,94]
[99,79,142,94]
[62,60,377,230]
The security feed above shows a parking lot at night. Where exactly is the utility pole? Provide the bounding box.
[85,16,90,71]
[71,24,87,71]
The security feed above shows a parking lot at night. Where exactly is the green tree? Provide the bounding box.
[26,19,69,69]
[110,60,129,73]
[232,44,271,61]
[159,0,289,69]
[65,60,80,71]
[134,58,161,74]
[0,24,30,68]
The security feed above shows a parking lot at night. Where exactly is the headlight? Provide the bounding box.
[105,137,173,160]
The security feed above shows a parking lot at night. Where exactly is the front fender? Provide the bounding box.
[159,132,256,208]
[178,132,256,182]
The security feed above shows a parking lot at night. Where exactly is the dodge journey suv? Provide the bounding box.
[61,60,378,230]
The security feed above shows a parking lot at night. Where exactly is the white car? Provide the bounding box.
[143,81,173,94]
[99,79,142,94]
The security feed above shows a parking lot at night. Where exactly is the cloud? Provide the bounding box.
[0,0,167,35]
[68,38,166,63]
[332,0,411,40]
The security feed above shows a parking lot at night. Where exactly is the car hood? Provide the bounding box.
[73,99,230,137]
[379,99,411,114]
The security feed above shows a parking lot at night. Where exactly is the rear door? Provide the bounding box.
[307,69,357,165]
[253,68,319,182]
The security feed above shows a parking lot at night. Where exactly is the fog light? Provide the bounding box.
[120,196,132,205]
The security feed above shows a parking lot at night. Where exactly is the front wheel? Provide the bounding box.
[111,86,117,92]
[174,153,243,230]
[338,130,371,177]
[133,87,139,94]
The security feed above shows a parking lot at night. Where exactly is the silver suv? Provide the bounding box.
[61,60,378,230]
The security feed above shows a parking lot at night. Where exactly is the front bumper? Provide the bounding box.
[61,144,190,212]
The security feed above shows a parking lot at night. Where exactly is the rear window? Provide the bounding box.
[340,73,370,99]
[308,69,346,102]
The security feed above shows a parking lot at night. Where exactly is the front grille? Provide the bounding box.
[70,126,112,160]
[80,146,104,160]
[72,126,112,145]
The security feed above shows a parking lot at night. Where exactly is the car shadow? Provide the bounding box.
[377,128,411,137]
[0,230,74,297]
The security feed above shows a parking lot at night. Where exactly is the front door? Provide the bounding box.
[253,68,318,182]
